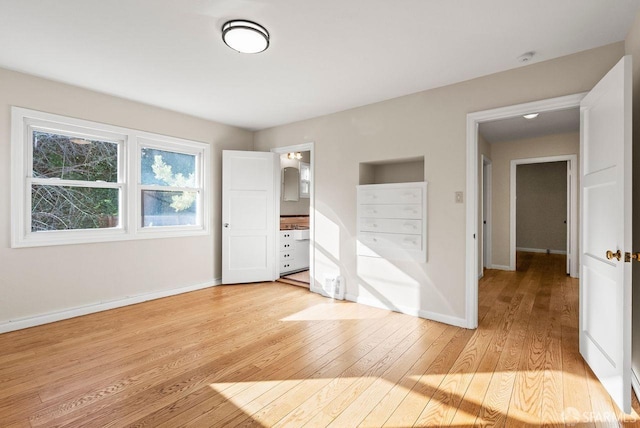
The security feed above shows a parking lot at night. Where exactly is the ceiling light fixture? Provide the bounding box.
[287,152,302,160]
[523,113,539,119]
[222,20,269,54]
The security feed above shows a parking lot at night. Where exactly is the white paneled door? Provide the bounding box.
[580,55,632,413]
[222,150,279,284]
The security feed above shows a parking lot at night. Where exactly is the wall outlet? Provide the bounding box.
[323,275,345,300]
[455,191,464,203]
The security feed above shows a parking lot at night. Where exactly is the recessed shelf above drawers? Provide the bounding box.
[357,182,427,262]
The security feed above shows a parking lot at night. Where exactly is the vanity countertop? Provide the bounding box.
[280,215,309,230]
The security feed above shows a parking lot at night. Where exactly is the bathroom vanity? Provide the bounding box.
[280,227,310,274]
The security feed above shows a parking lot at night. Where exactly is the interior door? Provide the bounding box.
[222,150,280,284]
[580,55,632,413]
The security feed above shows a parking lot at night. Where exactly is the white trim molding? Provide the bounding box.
[465,92,587,329]
[344,293,467,328]
[11,106,211,248]
[632,369,640,402]
[516,247,567,255]
[0,279,219,334]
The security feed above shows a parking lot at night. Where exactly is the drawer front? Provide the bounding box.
[280,231,294,240]
[280,251,294,262]
[358,232,422,251]
[281,240,294,251]
[280,261,294,272]
[359,218,422,235]
[358,204,421,219]
[358,187,422,204]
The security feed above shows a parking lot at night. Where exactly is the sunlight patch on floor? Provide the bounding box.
[280,302,388,321]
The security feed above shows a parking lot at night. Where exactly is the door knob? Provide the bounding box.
[223,223,229,228]
[606,250,621,261]
[625,252,640,262]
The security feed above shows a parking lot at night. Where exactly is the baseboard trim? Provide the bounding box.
[490,264,512,271]
[0,278,220,334]
[632,369,640,403]
[344,293,467,328]
[516,247,567,255]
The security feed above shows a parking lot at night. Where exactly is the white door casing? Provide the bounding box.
[222,150,280,284]
[579,55,632,413]
[466,93,586,329]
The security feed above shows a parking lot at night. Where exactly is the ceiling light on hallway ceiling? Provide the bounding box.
[523,113,539,119]
[222,20,269,54]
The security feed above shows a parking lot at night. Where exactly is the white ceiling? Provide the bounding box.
[0,0,638,131]
[479,108,580,143]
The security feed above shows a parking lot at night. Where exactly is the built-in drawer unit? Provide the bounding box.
[280,229,310,274]
[357,182,427,262]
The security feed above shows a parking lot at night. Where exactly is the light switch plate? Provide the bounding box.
[455,191,463,203]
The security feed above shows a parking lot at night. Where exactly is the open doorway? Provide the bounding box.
[271,143,315,290]
[465,93,584,329]
[513,159,573,274]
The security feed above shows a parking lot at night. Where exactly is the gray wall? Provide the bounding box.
[255,43,624,324]
[516,162,567,253]
[0,67,253,327]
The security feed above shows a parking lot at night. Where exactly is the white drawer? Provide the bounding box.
[280,251,294,262]
[358,187,422,204]
[280,231,294,240]
[358,232,422,251]
[358,204,421,219]
[280,261,294,272]
[281,240,294,251]
[359,218,422,234]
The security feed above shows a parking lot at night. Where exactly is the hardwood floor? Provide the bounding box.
[2,252,640,427]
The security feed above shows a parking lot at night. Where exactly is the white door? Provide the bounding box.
[222,150,280,284]
[580,55,632,413]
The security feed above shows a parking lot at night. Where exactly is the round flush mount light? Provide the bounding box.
[222,20,269,54]
[523,113,539,119]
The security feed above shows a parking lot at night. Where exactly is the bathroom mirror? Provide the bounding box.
[283,167,300,201]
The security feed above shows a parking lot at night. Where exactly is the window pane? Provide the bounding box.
[31,185,119,231]
[32,131,118,182]
[141,148,196,187]
[142,190,197,227]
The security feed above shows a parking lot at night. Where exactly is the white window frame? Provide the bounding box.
[135,136,206,234]
[11,107,211,248]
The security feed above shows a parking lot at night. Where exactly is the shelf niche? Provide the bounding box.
[359,156,425,185]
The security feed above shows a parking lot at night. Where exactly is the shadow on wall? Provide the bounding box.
[313,205,458,322]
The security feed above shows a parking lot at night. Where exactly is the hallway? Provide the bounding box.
[476,252,640,426]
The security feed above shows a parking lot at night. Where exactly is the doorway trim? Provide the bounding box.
[509,155,578,275]
[270,142,317,293]
[480,155,492,277]
[465,93,586,329]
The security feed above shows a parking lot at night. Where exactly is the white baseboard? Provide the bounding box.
[632,369,640,403]
[0,278,220,334]
[516,247,567,255]
[490,264,512,271]
[344,293,467,328]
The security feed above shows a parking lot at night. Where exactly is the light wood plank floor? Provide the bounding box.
[2,252,640,427]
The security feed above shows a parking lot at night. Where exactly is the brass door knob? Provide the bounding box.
[606,250,622,261]
[625,252,640,262]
